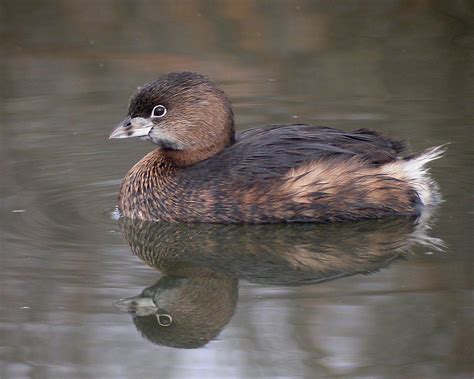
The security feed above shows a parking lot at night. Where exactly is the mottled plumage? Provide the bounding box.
[111,72,443,223]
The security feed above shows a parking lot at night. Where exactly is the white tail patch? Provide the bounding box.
[382,145,445,206]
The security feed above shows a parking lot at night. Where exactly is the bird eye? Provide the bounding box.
[151,105,167,118]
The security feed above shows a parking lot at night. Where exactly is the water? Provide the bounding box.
[1,1,473,378]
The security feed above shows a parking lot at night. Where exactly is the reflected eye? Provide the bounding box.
[157,314,172,327]
[151,105,167,118]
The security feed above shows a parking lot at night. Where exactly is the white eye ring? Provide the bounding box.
[151,105,167,118]
[156,313,172,327]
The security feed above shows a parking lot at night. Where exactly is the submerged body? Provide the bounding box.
[111,72,443,224]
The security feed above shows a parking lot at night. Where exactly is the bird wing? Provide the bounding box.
[187,124,405,185]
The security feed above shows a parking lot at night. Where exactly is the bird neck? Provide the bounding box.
[163,123,235,167]
[163,143,226,167]
[118,149,177,220]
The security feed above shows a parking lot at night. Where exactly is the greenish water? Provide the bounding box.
[1,1,473,378]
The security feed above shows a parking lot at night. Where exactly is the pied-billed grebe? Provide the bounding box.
[110,72,444,223]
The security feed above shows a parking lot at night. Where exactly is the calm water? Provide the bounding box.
[1,1,473,378]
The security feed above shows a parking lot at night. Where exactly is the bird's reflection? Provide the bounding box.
[115,215,443,348]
